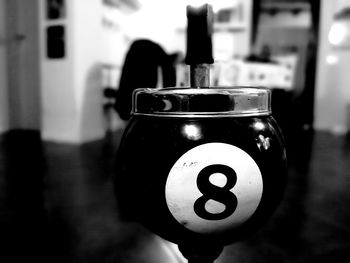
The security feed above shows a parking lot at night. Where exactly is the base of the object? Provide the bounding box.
[178,243,223,263]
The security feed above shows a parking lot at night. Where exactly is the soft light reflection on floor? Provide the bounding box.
[158,239,187,263]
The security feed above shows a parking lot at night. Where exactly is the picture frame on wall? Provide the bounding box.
[47,25,65,59]
[47,0,65,20]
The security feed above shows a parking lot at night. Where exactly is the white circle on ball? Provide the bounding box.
[165,142,263,234]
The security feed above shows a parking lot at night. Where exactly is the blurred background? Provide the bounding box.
[0,0,349,140]
[1,0,350,262]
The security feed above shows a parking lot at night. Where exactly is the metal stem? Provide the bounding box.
[190,64,210,88]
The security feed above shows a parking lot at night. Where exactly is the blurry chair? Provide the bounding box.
[114,39,179,120]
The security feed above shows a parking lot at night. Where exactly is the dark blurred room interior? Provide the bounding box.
[1,0,350,262]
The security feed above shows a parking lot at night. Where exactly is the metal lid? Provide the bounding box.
[132,87,271,117]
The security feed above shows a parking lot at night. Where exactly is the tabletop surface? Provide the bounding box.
[0,128,349,263]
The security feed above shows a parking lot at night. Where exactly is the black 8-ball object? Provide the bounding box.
[114,87,287,262]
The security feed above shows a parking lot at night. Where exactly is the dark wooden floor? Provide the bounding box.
[0,127,350,263]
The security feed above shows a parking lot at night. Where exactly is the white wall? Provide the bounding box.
[40,0,79,142]
[0,0,9,133]
[40,0,128,143]
[73,0,103,142]
[314,0,350,134]
[74,0,129,142]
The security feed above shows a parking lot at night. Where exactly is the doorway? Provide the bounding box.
[5,0,41,131]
